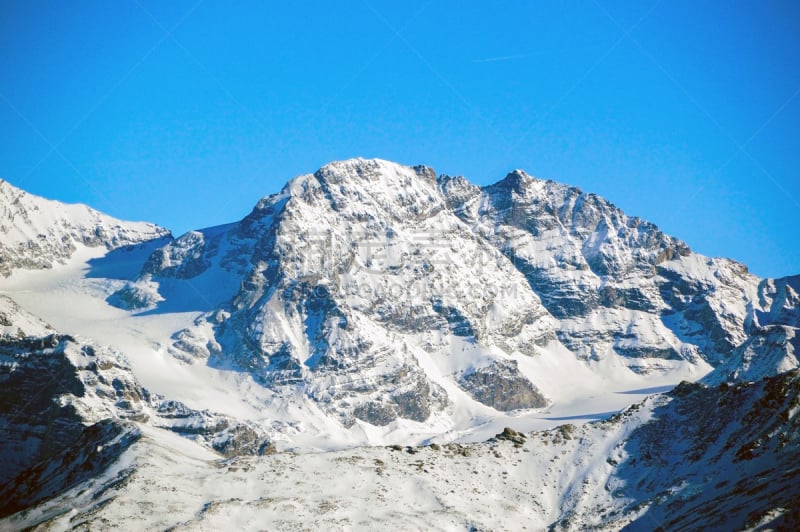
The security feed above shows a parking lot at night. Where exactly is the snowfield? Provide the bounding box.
[5,371,800,531]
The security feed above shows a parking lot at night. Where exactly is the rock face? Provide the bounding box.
[441,168,771,371]
[704,324,799,385]
[598,370,800,530]
[136,160,557,426]
[142,230,213,279]
[459,360,548,411]
[106,276,164,309]
[756,274,800,328]
[0,419,140,518]
[0,179,169,276]
[106,158,800,428]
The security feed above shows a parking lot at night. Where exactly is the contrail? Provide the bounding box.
[471,52,542,63]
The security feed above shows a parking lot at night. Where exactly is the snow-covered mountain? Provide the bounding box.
[106,159,796,431]
[0,159,798,529]
[0,179,169,277]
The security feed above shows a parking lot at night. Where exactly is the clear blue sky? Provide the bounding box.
[1,1,798,278]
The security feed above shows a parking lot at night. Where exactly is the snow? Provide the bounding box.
[0,178,168,278]
[0,240,706,451]
[10,369,798,531]
[0,245,270,421]
[0,294,53,337]
[0,180,161,248]
[0,159,759,452]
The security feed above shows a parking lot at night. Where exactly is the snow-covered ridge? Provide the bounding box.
[118,159,796,419]
[3,158,796,451]
[0,179,169,277]
[0,158,798,528]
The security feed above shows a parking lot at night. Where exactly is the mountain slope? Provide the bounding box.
[440,169,773,370]
[0,179,169,276]
[0,296,275,518]
[115,160,570,431]
[4,369,798,530]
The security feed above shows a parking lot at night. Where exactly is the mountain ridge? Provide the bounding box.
[0,178,170,277]
[39,159,780,454]
[0,158,798,529]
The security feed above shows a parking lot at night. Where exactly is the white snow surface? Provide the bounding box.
[7,370,800,531]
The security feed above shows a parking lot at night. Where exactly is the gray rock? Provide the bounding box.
[459,360,549,411]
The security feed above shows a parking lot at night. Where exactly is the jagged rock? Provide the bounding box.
[0,297,273,470]
[155,159,557,425]
[440,166,767,369]
[102,158,799,427]
[495,427,527,445]
[0,419,140,518]
[143,230,213,279]
[705,325,799,385]
[353,401,398,426]
[459,360,548,411]
[211,425,274,457]
[757,275,800,328]
[0,332,87,486]
[107,275,164,310]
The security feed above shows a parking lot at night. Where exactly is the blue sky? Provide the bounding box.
[1,1,798,278]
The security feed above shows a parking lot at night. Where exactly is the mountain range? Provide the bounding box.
[0,159,797,530]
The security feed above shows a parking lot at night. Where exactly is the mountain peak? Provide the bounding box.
[0,178,25,198]
[489,169,538,195]
[1,159,798,530]
[312,158,436,186]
